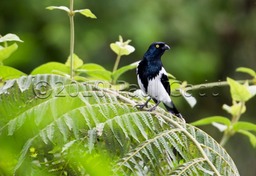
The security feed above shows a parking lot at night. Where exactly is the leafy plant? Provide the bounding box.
[30,52,137,89]
[191,67,256,147]
[110,35,135,83]
[0,74,239,175]
[46,0,97,79]
[1,0,255,175]
[41,2,136,85]
[0,34,25,82]
[0,33,23,64]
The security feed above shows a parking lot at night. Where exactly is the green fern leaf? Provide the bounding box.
[0,75,240,175]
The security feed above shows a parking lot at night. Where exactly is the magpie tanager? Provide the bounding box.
[136,42,182,118]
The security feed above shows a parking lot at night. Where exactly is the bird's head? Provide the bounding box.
[144,42,170,59]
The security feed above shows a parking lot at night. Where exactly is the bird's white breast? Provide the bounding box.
[147,68,172,104]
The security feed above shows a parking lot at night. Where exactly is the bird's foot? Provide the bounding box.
[148,106,157,112]
[147,101,160,112]
[135,103,148,110]
[135,98,152,110]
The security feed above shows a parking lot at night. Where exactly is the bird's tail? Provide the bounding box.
[164,102,183,118]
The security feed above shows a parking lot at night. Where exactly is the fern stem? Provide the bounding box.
[69,0,75,79]
[102,88,137,106]
[116,128,182,171]
[156,113,222,176]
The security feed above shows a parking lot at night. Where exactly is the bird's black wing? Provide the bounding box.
[160,71,170,95]
[137,60,149,93]
[160,71,182,118]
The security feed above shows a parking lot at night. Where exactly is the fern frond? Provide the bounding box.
[0,75,240,175]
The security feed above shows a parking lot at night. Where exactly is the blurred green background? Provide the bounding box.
[1,0,256,175]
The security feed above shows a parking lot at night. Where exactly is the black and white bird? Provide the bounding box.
[136,42,182,118]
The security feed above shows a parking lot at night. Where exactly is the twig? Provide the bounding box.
[69,0,75,79]
[184,80,254,92]
[102,88,137,106]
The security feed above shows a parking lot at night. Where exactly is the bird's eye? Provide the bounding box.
[155,44,160,48]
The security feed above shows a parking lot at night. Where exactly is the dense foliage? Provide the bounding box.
[0,74,240,175]
[1,0,256,175]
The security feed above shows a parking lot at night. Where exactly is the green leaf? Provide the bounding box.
[191,116,231,126]
[31,62,69,75]
[112,61,138,82]
[110,43,135,56]
[0,43,18,62]
[14,138,34,172]
[0,33,23,43]
[236,67,256,78]
[237,130,256,148]
[77,63,112,81]
[79,63,106,71]
[65,54,84,69]
[110,36,135,56]
[46,6,70,13]
[169,79,181,96]
[222,103,246,116]
[167,72,176,79]
[61,140,76,153]
[233,121,256,132]
[227,77,252,102]
[75,9,97,19]
[0,66,26,81]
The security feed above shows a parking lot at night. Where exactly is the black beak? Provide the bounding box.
[163,44,170,50]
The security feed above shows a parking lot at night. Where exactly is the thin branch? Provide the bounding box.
[220,132,231,146]
[69,0,75,79]
[220,101,245,146]
[102,88,137,106]
[112,55,121,73]
[183,79,254,92]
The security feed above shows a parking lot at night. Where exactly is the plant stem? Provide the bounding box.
[156,113,221,176]
[112,55,121,73]
[220,131,231,146]
[102,88,137,106]
[219,101,245,146]
[4,41,8,48]
[69,0,75,79]
[184,80,254,92]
